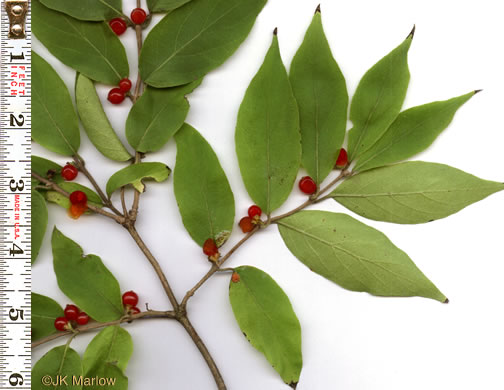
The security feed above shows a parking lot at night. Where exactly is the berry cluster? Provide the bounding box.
[108,8,148,36]
[201,148,348,258]
[54,304,90,332]
[107,78,132,105]
[122,290,141,315]
[68,190,88,219]
[239,205,262,233]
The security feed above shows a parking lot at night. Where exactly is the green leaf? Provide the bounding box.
[32,345,83,390]
[277,211,447,302]
[331,162,504,224]
[45,183,103,211]
[355,91,477,171]
[32,293,64,341]
[52,228,124,322]
[139,0,267,87]
[83,326,133,373]
[32,156,63,186]
[289,9,348,184]
[125,81,201,152]
[40,0,122,21]
[32,51,80,156]
[229,266,302,386]
[33,0,129,85]
[75,74,132,162]
[147,0,192,13]
[348,29,413,161]
[174,124,235,246]
[32,190,48,264]
[106,162,171,197]
[236,34,301,214]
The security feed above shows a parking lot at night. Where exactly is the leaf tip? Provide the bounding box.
[289,382,299,389]
[407,24,416,40]
[443,298,450,304]
[315,4,321,14]
[474,89,483,95]
[273,27,278,36]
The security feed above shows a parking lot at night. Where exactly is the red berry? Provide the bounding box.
[107,88,125,104]
[299,176,317,195]
[335,148,348,169]
[109,18,127,35]
[64,304,79,321]
[122,291,139,307]
[239,217,254,233]
[61,164,78,181]
[118,78,132,92]
[231,272,240,283]
[69,191,87,205]
[54,317,69,331]
[131,8,147,25]
[130,306,141,315]
[248,205,262,219]
[76,312,90,325]
[203,238,219,257]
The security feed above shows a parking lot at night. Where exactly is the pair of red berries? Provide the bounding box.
[68,190,88,219]
[54,304,90,331]
[122,291,141,315]
[107,78,132,105]
[298,148,349,195]
[239,205,262,233]
[108,8,147,35]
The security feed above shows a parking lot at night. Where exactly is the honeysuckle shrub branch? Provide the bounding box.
[30,0,503,389]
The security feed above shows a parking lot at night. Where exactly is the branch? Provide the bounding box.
[178,316,227,390]
[130,15,144,221]
[32,310,176,348]
[126,225,179,310]
[31,172,125,224]
[181,229,258,308]
[181,171,351,306]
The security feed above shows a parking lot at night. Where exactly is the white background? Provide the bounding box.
[32,0,504,389]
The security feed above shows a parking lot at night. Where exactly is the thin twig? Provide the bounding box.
[129,14,144,221]
[32,310,176,348]
[31,172,125,224]
[130,153,142,221]
[120,187,128,215]
[181,228,259,308]
[126,225,179,310]
[72,154,123,216]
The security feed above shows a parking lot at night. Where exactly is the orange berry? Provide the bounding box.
[231,272,240,283]
[68,203,87,219]
[239,217,254,233]
[203,238,219,257]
